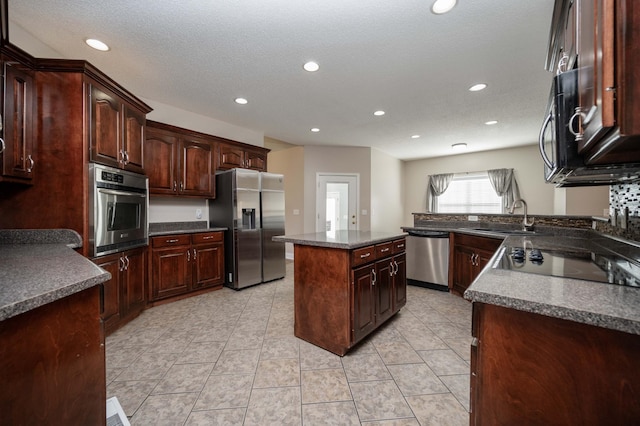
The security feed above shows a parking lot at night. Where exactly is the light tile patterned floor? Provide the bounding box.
[106,262,472,425]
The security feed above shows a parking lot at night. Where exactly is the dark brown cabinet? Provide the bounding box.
[293,236,406,356]
[94,247,147,335]
[149,231,224,303]
[470,302,640,424]
[1,59,35,183]
[89,83,146,174]
[547,0,640,165]
[218,142,267,171]
[145,121,215,198]
[450,233,501,297]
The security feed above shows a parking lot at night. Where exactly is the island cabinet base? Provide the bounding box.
[471,303,640,425]
[0,286,105,425]
[293,237,406,356]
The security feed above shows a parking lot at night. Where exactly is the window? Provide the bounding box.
[436,172,502,213]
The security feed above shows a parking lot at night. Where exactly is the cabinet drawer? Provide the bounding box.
[352,245,375,266]
[152,234,191,248]
[376,242,393,258]
[392,238,406,254]
[455,233,501,251]
[192,231,223,244]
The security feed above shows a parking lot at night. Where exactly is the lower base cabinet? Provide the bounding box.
[0,287,105,425]
[94,247,147,335]
[149,231,224,303]
[471,303,640,424]
[294,238,406,356]
[450,233,501,296]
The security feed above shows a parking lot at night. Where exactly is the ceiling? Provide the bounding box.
[8,0,556,160]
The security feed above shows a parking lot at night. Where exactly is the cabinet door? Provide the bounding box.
[452,245,474,296]
[1,62,34,181]
[122,247,146,316]
[352,265,376,342]
[180,138,214,197]
[577,0,616,153]
[89,84,122,168]
[192,242,224,289]
[122,105,145,174]
[218,143,245,169]
[375,259,394,324]
[145,127,179,195]
[151,245,191,300]
[94,253,121,334]
[393,253,407,310]
[245,149,267,171]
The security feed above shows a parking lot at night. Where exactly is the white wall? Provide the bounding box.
[149,197,208,223]
[403,144,610,224]
[370,148,404,232]
[267,146,305,259]
[143,99,264,147]
[303,146,372,233]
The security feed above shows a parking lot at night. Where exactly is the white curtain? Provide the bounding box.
[487,168,521,211]
[427,173,454,212]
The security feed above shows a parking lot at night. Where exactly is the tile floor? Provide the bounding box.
[106,262,472,425]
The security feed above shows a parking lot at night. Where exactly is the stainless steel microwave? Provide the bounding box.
[539,69,640,187]
[89,163,148,257]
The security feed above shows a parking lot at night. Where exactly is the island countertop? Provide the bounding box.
[0,230,111,321]
[273,230,407,249]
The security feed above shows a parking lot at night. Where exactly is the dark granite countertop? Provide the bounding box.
[403,224,640,335]
[0,230,111,321]
[149,221,226,237]
[273,230,407,249]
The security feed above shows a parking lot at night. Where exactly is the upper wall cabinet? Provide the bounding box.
[88,82,148,174]
[145,121,215,198]
[218,142,268,171]
[1,56,35,184]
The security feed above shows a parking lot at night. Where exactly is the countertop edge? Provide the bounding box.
[149,227,227,237]
[273,231,407,249]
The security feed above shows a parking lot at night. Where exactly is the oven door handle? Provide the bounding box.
[97,188,147,198]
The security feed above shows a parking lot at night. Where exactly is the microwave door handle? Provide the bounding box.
[97,188,146,198]
[538,112,554,170]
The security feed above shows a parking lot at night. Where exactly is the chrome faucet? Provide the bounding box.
[509,199,535,231]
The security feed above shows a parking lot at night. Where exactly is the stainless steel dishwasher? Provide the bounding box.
[406,230,450,291]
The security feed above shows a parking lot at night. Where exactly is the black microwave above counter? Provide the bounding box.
[539,69,640,187]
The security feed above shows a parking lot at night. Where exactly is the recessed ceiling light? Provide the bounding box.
[373,110,385,116]
[411,135,420,139]
[234,97,248,105]
[451,143,467,151]
[469,83,487,92]
[485,120,498,125]
[310,128,320,132]
[85,38,110,51]
[431,0,457,15]
[303,61,320,72]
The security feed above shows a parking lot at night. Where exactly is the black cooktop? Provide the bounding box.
[496,245,640,287]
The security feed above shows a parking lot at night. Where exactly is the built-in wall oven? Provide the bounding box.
[89,163,148,257]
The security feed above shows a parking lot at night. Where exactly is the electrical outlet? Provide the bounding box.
[195,208,202,219]
[468,215,479,221]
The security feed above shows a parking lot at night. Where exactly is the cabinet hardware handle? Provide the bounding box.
[119,256,126,272]
[124,255,130,270]
[360,252,371,259]
[26,155,34,173]
[381,248,390,253]
[396,244,404,249]
[471,337,479,347]
[173,180,177,192]
[390,261,395,276]
[193,248,197,259]
[394,260,399,275]
[568,107,586,142]
[166,239,179,243]
[0,138,5,154]
[371,269,376,286]
[123,150,129,165]
[187,250,191,262]
[202,235,215,240]
[180,182,184,192]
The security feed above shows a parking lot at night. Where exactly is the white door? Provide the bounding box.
[316,174,358,233]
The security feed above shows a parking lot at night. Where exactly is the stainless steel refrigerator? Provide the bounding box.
[209,168,285,289]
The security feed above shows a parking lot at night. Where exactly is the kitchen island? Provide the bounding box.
[0,230,111,425]
[274,231,407,355]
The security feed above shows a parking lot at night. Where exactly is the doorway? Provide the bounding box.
[316,174,359,234]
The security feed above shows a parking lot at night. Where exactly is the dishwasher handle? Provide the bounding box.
[407,230,449,238]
